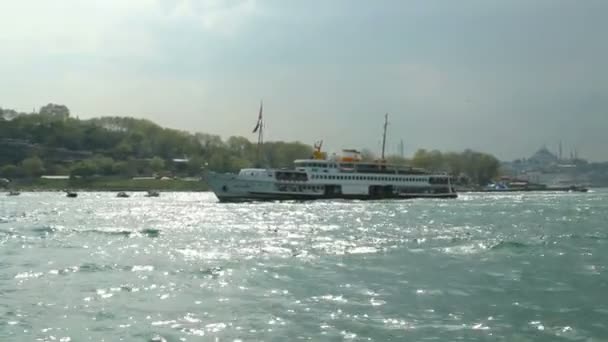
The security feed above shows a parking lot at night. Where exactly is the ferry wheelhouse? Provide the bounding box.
[206,147,456,202]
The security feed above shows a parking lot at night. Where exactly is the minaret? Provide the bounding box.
[381,113,388,161]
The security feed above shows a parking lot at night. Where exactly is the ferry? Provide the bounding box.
[206,146,456,202]
[205,108,456,202]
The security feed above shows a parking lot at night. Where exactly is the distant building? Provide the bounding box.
[528,146,559,166]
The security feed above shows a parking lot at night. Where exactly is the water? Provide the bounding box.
[1,190,607,341]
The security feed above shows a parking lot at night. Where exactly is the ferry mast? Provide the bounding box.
[381,113,388,161]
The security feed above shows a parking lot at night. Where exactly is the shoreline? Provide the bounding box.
[2,178,209,192]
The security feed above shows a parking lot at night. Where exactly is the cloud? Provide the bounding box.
[0,0,156,58]
[0,0,257,60]
[161,0,258,36]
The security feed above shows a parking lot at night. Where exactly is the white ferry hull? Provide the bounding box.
[206,172,457,202]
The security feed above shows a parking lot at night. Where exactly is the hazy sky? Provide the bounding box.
[1,0,607,161]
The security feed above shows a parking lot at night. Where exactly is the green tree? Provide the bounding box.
[48,164,70,176]
[385,155,410,165]
[93,156,115,175]
[70,160,98,178]
[149,156,165,173]
[112,160,137,177]
[186,156,206,175]
[360,149,376,162]
[21,157,44,177]
[0,164,22,178]
[39,103,70,120]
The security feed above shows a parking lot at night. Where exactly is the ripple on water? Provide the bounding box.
[0,191,607,341]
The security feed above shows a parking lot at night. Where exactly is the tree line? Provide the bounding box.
[0,104,500,184]
[0,104,311,179]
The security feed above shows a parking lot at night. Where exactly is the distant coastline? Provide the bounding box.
[2,177,208,192]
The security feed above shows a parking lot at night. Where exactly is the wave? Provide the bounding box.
[489,240,530,250]
[30,225,61,235]
[564,233,608,241]
[82,228,161,238]
[26,226,161,238]
[79,263,118,273]
[140,228,161,237]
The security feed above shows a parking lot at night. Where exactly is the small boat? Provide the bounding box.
[116,192,130,198]
[7,190,20,196]
[145,190,160,197]
[66,191,77,198]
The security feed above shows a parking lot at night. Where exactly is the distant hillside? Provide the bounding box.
[0,104,312,179]
[1,103,504,186]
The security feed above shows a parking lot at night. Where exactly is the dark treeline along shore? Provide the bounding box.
[0,103,500,191]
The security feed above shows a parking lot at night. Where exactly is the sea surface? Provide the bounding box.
[1,190,608,341]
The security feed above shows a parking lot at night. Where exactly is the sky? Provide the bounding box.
[1,0,607,161]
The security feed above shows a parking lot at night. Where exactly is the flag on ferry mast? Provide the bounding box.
[252,101,263,133]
